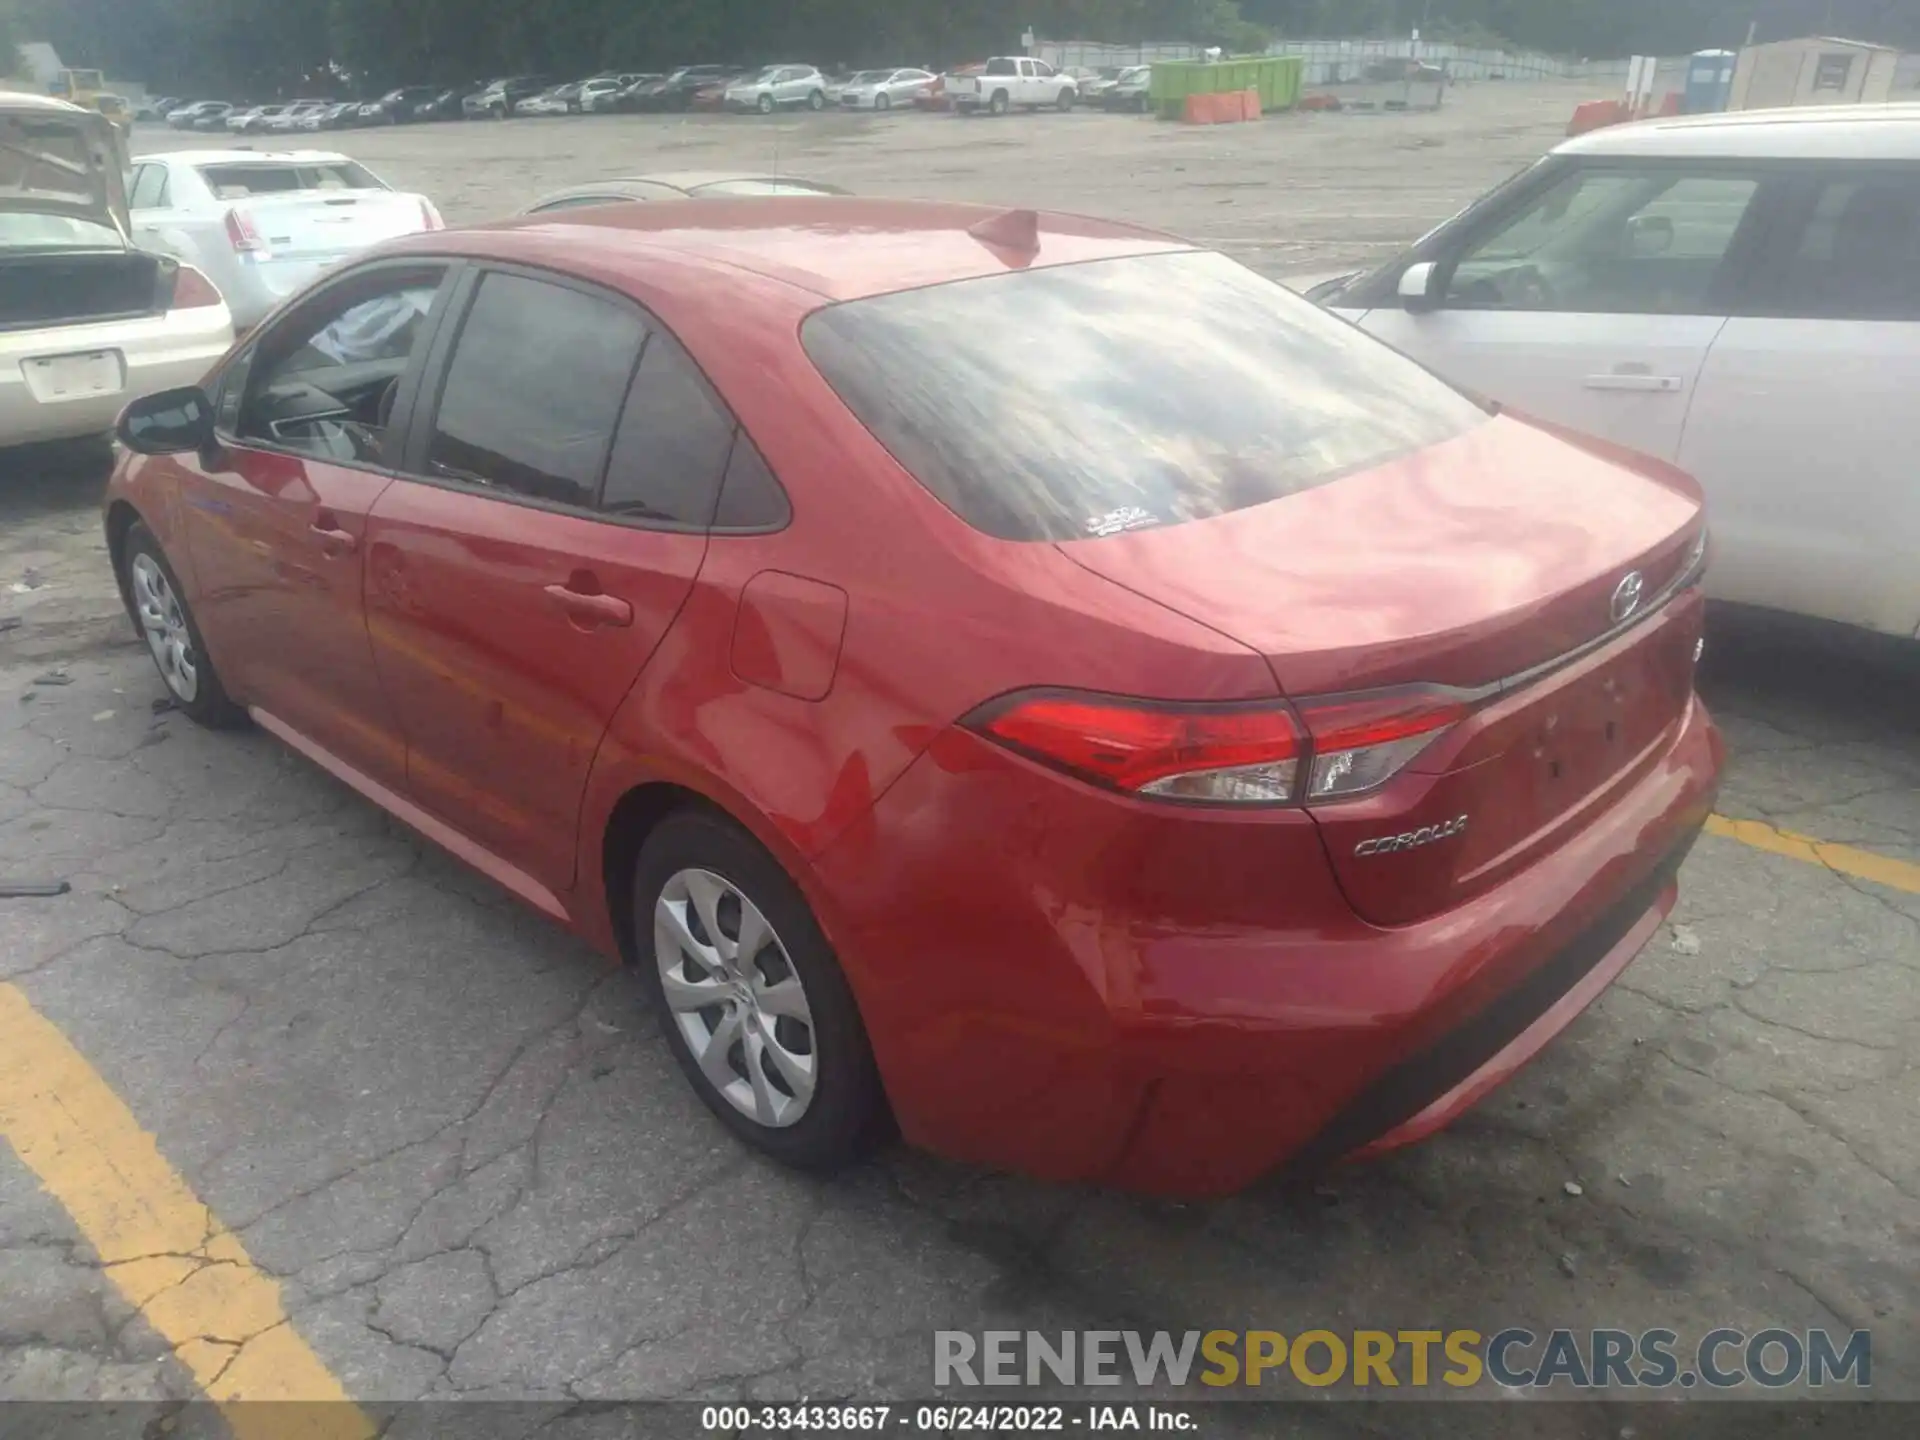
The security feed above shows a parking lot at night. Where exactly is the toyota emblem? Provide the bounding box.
[1610,571,1645,624]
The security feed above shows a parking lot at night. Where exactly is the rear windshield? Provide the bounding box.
[801,251,1491,542]
[196,162,384,198]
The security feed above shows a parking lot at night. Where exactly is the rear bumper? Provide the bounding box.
[0,309,233,447]
[810,692,1721,1197]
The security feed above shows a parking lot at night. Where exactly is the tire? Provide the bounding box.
[1058,88,1075,112]
[121,522,245,729]
[989,89,1010,116]
[635,809,885,1171]
[875,92,890,111]
[808,89,826,111]
[758,93,774,115]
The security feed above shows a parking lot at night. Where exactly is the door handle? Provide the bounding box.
[543,582,633,629]
[309,519,358,556]
[1583,372,1683,393]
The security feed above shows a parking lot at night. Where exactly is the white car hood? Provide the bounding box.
[0,98,130,235]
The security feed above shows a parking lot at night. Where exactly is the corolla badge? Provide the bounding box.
[1353,815,1468,858]
[1610,570,1646,624]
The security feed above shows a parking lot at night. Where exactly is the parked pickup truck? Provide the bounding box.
[948,57,1078,115]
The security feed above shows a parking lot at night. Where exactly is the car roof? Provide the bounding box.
[139,149,355,165]
[397,197,1190,302]
[1558,103,1920,161]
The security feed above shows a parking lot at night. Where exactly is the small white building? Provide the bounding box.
[1729,36,1904,110]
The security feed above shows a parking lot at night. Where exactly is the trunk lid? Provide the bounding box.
[227,191,426,262]
[1058,414,1706,925]
[0,95,130,234]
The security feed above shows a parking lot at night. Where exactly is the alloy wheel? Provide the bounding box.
[655,867,817,1128]
[130,553,199,703]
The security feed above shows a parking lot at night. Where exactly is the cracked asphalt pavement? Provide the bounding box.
[2,85,1919,1431]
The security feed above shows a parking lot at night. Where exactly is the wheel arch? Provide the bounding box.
[104,499,145,637]
[600,780,716,965]
[592,769,866,988]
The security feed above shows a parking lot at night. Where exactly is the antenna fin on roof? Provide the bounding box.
[967,208,1041,254]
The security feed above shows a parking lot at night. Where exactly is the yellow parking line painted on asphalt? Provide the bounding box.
[0,982,373,1440]
[1707,814,1920,896]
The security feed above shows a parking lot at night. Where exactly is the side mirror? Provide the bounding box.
[1397,260,1440,312]
[1627,214,1675,257]
[116,386,214,455]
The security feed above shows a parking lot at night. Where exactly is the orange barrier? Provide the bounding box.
[1567,99,1626,135]
[1299,92,1342,111]
[1181,89,1263,125]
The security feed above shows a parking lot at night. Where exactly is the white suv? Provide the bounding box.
[1319,104,1920,640]
[725,66,828,114]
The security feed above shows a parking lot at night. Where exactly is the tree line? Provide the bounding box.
[9,0,1919,98]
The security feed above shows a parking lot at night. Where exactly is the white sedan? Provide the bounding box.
[0,95,232,448]
[837,68,937,111]
[128,150,444,330]
[1318,104,1920,640]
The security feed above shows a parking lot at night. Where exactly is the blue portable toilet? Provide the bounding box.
[1684,49,1736,113]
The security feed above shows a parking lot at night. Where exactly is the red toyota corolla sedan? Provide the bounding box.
[105,200,1722,1196]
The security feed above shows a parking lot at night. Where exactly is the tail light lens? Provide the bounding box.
[970,693,1301,805]
[167,264,224,310]
[419,198,445,231]
[224,207,269,259]
[967,686,1468,807]
[1294,690,1467,800]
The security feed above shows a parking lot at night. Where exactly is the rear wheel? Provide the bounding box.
[634,810,885,1171]
[989,89,1010,116]
[808,89,826,111]
[122,522,244,728]
[876,92,891,111]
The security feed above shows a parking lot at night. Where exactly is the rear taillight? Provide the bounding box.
[970,693,1302,805]
[967,685,1467,807]
[224,207,269,259]
[167,264,224,310]
[419,198,445,231]
[1293,690,1466,801]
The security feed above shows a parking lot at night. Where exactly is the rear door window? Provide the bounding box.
[802,250,1489,542]
[424,271,646,509]
[599,332,737,526]
[129,163,169,209]
[1749,168,1920,321]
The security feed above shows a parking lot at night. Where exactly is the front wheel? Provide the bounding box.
[875,92,891,111]
[808,89,826,111]
[635,810,885,1171]
[1057,88,1076,112]
[122,522,245,728]
[758,93,775,115]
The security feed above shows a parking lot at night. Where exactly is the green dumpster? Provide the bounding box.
[1148,55,1303,119]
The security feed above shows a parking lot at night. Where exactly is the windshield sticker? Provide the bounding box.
[1085,506,1158,538]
